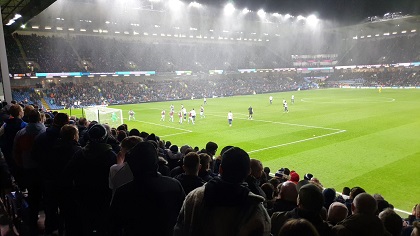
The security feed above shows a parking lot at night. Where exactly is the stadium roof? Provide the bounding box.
[2,0,420,37]
[1,0,56,32]
[327,15,420,38]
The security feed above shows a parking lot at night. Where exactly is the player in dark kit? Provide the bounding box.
[248,106,253,120]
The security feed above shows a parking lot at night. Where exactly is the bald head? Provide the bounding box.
[352,193,377,215]
[327,202,348,224]
[250,159,263,178]
[279,181,298,203]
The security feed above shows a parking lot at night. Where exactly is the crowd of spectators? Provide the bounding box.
[11,75,307,109]
[4,32,420,74]
[17,34,80,73]
[0,102,418,236]
[324,70,420,87]
[338,34,420,65]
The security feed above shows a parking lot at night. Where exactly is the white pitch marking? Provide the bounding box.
[209,114,344,131]
[300,97,396,103]
[124,119,193,133]
[160,131,192,138]
[248,130,346,154]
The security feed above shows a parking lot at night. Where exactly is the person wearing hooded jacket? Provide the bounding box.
[63,124,117,236]
[109,141,185,236]
[173,147,271,236]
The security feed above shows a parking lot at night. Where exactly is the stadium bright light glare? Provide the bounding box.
[242,8,250,14]
[5,20,15,26]
[297,15,306,21]
[272,13,281,17]
[284,14,292,19]
[257,9,266,18]
[13,14,22,20]
[224,3,235,16]
[306,15,318,25]
[168,0,184,10]
[189,2,201,8]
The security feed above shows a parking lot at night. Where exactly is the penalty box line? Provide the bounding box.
[123,118,192,138]
[208,114,347,154]
[209,113,346,132]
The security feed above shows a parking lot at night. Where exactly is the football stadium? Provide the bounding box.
[0,0,419,235]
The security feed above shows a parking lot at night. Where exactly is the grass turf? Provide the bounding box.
[61,88,420,212]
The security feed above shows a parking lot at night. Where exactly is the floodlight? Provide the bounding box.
[5,20,15,26]
[273,13,281,17]
[224,3,235,15]
[13,14,22,20]
[306,15,318,25]
[242,8,250,14]
[257,9,266,18]
[401,30,407,33]
[189,2,201,8]
[168,0,184,10]
[284,14,291,19]
[297,15,305,20]
[20,24,25,29]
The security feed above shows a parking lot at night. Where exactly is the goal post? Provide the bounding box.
[83,106,123,128]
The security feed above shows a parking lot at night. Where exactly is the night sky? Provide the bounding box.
[197,0,420,24]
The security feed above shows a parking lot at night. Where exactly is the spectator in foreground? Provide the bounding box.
[333,193,387,236]
[278,218,320,236]
[269,181,298,215]
[63,124,117,235]
[245,159,267,199]
[110,141,185,236]
[378,208,403,236]
[271,184,331,236]
[174,147,271,236]
[174,152,205,195]
[327,202,348,226]
[109,136,142,195]
[12,109,45,236]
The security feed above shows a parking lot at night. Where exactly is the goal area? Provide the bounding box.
[83,106,123,128]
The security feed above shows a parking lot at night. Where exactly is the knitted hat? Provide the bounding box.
[304,173,314,180]
[88,124,108,143]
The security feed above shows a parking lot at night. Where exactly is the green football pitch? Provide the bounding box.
[61,88,420,213]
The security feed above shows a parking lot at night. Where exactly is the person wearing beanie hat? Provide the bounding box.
[110,142,185,236]
[304,173,314,181]
[174,147,271,236]
[271,184,331,236]
[63,122,117,235]
[88,124,108,143]
[289,171,300,184]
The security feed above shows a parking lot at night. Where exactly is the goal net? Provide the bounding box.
[83,106,123,128]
